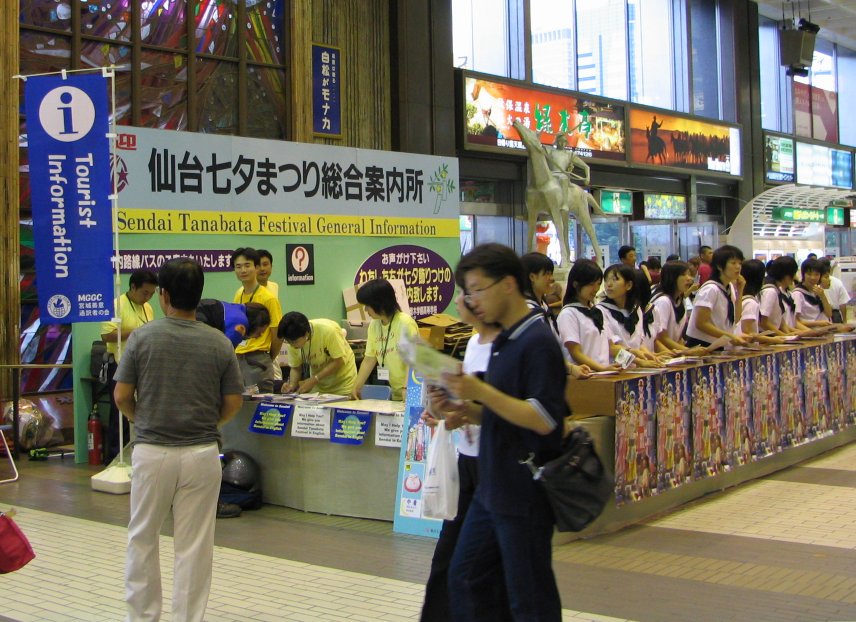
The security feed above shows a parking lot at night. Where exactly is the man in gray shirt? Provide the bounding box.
[115,258,243,622]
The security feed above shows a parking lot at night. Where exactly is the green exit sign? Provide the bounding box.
[771,207,825,223]
[827,206,845,226]
[600,190,633,215]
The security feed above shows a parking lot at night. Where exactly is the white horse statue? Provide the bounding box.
[513,121,605,267]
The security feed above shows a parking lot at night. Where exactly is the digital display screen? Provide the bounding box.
[796,142,854,189]
[599,189,633,215]
[643,194,687,220]
[764,135,795,183]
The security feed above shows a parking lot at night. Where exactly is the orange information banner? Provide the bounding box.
[627,108,741,176]
[463,74,626,161]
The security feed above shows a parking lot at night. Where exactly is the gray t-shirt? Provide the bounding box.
[115,317,243,446]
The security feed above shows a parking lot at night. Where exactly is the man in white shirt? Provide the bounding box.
[822,259,850,323]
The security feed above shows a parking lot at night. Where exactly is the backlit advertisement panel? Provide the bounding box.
[628,108,741,176]
[796,142,853,189]
[463,73,626,161]
[764,135,795,183]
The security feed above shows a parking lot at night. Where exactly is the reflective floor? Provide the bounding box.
[1,442,855,621]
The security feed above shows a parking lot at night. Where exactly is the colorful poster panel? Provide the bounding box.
[779,349,807,446]
[628,108,740,176]
[393,370,441,538]
[655,370,692,493]
[803,346,832,439]
[845,344,856,425]
[722,359,754,468]
[462,74,626,161]
[750,353,781,457]
[825,342,848,431]
[614,376,656,506]
[690,365,726,479]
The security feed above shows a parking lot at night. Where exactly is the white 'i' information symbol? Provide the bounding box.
[38,86,96,142]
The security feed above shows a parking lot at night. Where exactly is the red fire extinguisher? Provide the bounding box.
[88,405,103,465]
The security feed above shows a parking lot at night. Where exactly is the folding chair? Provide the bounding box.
[361,384,392,400]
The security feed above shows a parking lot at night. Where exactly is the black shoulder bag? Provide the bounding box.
[520,426,613,532]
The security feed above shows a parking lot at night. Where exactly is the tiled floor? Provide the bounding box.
[0,442,855,622]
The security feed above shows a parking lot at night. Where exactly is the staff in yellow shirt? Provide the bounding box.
[278,312,357,396]
[351,279,418,401]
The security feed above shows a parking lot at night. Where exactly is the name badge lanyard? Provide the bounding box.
[377,313,396,382]
[126,293,150,325]
[301,335,312,379]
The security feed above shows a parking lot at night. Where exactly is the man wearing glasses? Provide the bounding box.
[441,243,567,622]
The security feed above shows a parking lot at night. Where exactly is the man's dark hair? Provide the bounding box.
[231,247,260,267]
[520,252,555,298]
[245,303,271,334]
[700,245,713,255]
[767,256,799,282]
[666,254,680,262]
[129,269,158,289]
[658,261,691,298]
[603,263,639,310]
[710,245,745,283]
[807,252,818,260]
[741,259,767,298]
[277,311,311,341]
[257,249,273,264]
[158,258,204,311]
[800,257,827,278]
[456,243,526,295]
[646,256,662,270]
[563,259,602,305]
[356,279,401,317]
[634,269,653,308]
[618,245,635,260]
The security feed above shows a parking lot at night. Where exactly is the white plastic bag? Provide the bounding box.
[421,421,460,520]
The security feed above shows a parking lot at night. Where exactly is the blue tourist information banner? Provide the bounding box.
[25,73,113,324]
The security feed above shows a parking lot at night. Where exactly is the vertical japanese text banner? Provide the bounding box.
[25,73,113,323]
[312,44,342,138]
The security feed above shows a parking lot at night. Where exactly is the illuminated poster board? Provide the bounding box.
[771,207,825,223]
[827,206,846,226]
[796,142,854,189]
[764,135,795,183]
[644,194,687,220]
[628,108,741,176]
[462,73,626,161]
[599,189,633,215]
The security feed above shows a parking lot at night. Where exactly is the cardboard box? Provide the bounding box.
[418,313,466,350]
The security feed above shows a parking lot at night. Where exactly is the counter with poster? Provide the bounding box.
[565,337,856,536]
[219,397,406,520]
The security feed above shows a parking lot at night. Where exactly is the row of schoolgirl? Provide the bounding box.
[520,248,849,374]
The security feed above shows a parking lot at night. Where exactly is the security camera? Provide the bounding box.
[797,18,820,34]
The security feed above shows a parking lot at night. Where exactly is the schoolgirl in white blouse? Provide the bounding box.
[739,259,787,344]
[686,245,750,348]
[651,261,705,354]
[597,264,660,367]
[793,258,833,327]
[759,256,808,335]
[557,259,619,372]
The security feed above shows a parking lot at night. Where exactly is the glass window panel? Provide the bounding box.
[80,0,132,41]
[758,17,781,131]
[197,59,238,134]
[530,0,574,90]
[246,66,286,139]
[80,42,132,125]
[139,51,188,130]
[575,0,627,100]
[141,0,186,48]
[474,215,514,248]
[583,220,623,266]
[811,37,835,91]
[19,31,71,103]
[627,0,673,109]
[195,0,238,58]
[20,0,72,31]
[452,0,509,76]
[689,0,720,119]
[839,46,856,146]
[245,0,285,65]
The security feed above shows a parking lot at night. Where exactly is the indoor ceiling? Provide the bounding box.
[755,0,856,51]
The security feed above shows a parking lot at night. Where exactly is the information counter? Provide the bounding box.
[220,398,404,521]
[567,336,856,537]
